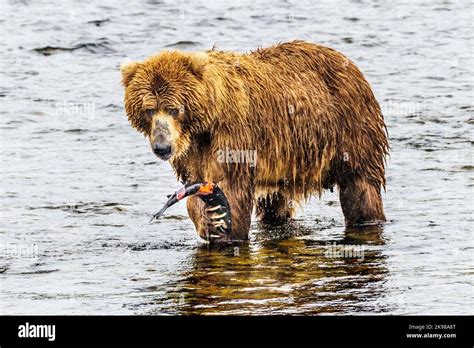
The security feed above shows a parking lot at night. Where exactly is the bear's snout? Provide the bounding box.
[152,143,172,160]
[150,118,174,160]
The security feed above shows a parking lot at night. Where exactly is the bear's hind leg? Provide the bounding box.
[338,176,386,226]
[256,192,295,225]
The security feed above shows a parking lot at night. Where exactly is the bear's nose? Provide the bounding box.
[153,143,172,160]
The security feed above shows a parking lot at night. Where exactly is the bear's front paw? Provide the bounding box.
[200,204,232,242]
[187,195,232,243]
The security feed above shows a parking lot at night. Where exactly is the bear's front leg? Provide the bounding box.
[186,180,254,243]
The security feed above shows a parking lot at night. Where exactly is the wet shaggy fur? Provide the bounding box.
[121,40,389,242]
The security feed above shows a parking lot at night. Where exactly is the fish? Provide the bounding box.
[149,182,232,235]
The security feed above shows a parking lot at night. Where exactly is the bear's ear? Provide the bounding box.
[121,61,140,86]
[184,53,208,79]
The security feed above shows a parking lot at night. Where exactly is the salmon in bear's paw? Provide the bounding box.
[121,40,389,243]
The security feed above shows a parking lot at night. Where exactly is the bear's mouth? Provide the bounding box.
[152,143,173,161]
[155,152,172,161]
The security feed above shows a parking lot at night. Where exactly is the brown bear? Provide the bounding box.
[121,40,389,242]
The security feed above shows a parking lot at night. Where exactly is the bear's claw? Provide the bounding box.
[206,205,222,212]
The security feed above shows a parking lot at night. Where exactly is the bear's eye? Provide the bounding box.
[144,108,156,118]
[166,107,180,118]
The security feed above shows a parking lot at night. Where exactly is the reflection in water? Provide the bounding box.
[148,223,389,315]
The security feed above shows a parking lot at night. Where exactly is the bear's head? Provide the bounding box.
[121,51,215,161]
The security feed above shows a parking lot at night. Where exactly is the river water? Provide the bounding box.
[0,0,472,315]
